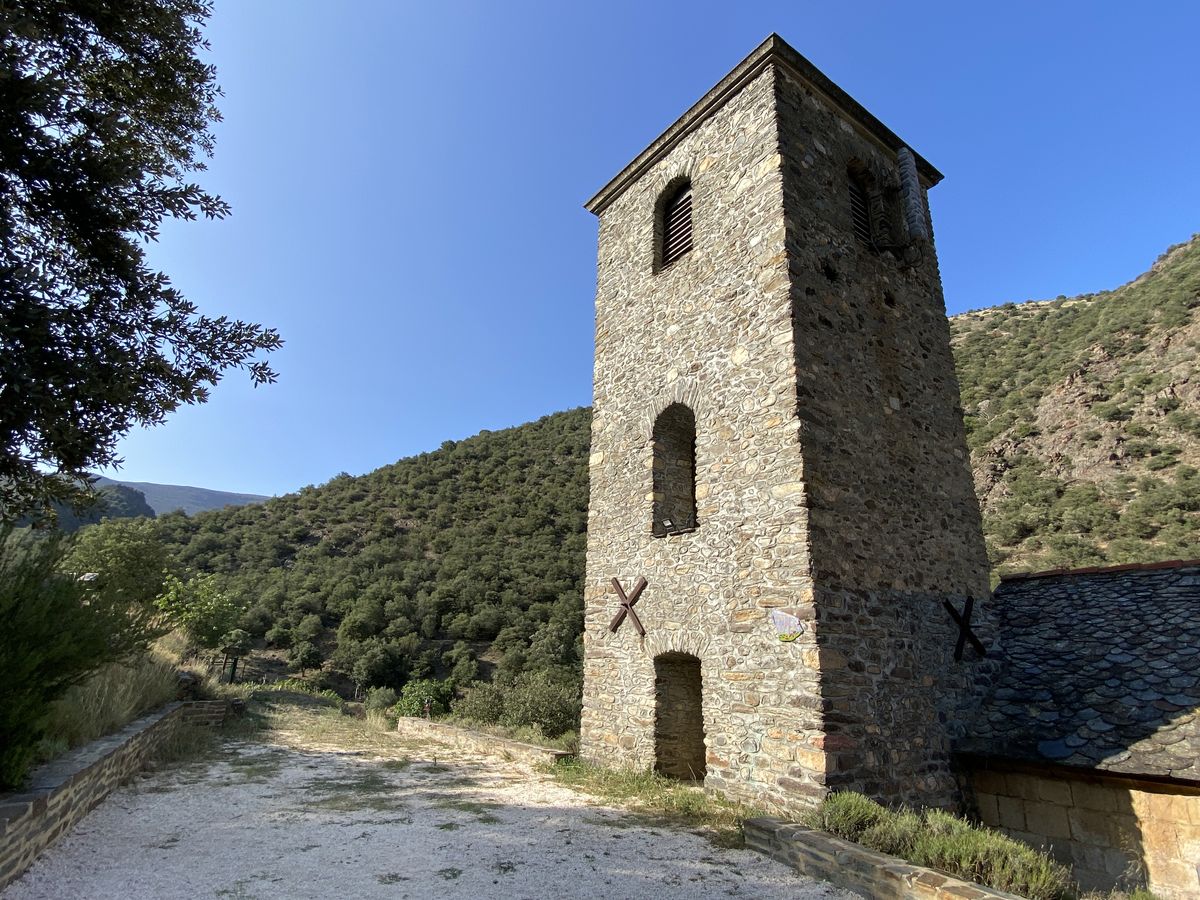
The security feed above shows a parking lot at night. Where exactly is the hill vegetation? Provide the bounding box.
[140,236,1199,701]
[955,234,1200,572]
[152,410,589,702]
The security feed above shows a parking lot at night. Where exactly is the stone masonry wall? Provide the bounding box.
[0,701,228,892]
[581,63,826,814]
[583,50,996,815]
[775,66,997,807]
[965,763,1200,898]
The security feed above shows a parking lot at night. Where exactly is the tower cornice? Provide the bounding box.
[584,33,943,216]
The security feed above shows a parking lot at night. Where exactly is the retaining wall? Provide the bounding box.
[0,700,228,891]
[744,817,1025,899]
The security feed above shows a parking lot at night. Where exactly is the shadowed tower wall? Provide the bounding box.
[581,35,994,814]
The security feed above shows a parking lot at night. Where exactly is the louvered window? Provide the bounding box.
[849,175,873,247]
[660,182,693,268]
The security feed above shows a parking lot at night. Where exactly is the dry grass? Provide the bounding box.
[36,649,179,763]
[548,759,760,848]
[251,692,421,758]
[803,792,1161,900]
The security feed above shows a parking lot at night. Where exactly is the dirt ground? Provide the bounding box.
[3,702,856,900]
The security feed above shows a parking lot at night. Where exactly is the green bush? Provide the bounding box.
[364,686,398,713]
[288,640,322,673]
[453,671,581,737]
[393,678,453,717]
[155,573,243,650]
[451,681,506,725]
[0,529,163,788]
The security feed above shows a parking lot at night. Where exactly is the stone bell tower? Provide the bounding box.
[580,34,995,813]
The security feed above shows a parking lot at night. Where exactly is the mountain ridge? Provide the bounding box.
[94,476,268,517]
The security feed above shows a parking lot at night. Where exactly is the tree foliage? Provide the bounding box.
[0,0,281,520]
[154,571,240,649]
[0,528,162,787]
[64,516,171,605]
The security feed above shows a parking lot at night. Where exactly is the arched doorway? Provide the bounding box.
[653,652,706,781]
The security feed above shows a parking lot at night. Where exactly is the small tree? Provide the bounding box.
[289,641,322,675]
[1,529,162,787]
[393,678,453,718]
[64,518,172,605]
[155,573,241,651]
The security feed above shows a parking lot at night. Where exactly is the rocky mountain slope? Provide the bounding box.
[953,234,1200,572]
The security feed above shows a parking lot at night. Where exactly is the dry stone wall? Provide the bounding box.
[775,66,998,807]
[745,817,1026,900]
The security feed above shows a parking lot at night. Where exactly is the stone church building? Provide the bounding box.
[579,35,1199,898]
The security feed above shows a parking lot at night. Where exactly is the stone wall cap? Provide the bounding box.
[584,33,943,215]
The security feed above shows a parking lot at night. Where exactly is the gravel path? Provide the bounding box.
[3,714,854,900]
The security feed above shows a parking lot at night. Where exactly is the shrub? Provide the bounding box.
[393,678,453,718]
[805,790,887,839]
[452,672,581,738]
[365,686,398,713]
[802,793,1074,900]
[0,529,163,788]
[452,681,507,725]
[288,640,322,674]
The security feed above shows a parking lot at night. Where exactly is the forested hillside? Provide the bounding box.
[26,482,155,533]
[153,410,589,692]
[149,235,1200,694]
[956,234,1200,572]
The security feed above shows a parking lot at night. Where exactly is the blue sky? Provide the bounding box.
[104,0,1200,497]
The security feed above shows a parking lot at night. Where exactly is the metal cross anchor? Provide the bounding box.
[942,596,987,661]
[608,576,647,637]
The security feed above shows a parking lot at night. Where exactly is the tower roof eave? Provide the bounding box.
[584,33,944,216]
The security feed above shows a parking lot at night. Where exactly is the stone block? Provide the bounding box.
[976,793,1000,828]
[1068,807,1137,846]
[1023,801,1072,840]
[1033,775,1074,806]
[1070,780,1119,812]
[1145,856,1200,897]
[997,795,1025,831]
[970,770,1007,796]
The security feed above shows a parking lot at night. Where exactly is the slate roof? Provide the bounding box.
[962,560,1200,782]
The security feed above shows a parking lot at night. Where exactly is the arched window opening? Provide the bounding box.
[658,179,693,270]
[652,403,697,536]
[654,652,706,782]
